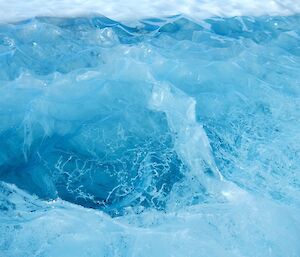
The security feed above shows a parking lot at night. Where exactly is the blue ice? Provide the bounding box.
[0,15,300,257]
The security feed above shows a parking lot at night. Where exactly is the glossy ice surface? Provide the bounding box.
[0,14,300,257]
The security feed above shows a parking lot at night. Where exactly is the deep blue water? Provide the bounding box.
[0,15,300,257]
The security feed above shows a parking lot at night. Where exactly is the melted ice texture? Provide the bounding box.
[0,14,300,257]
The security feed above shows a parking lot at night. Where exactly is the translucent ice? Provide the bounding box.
[0,15,300,256]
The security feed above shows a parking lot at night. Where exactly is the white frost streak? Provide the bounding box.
[0,0,300,23]
[149,83,223,182]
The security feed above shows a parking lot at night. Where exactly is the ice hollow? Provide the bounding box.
[0,69,189,214]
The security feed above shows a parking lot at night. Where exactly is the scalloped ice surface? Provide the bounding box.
[0,14,300,257]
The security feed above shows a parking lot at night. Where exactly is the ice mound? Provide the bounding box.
[0,15,300,256]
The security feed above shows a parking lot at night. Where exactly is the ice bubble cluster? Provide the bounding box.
[0,15,300,257]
